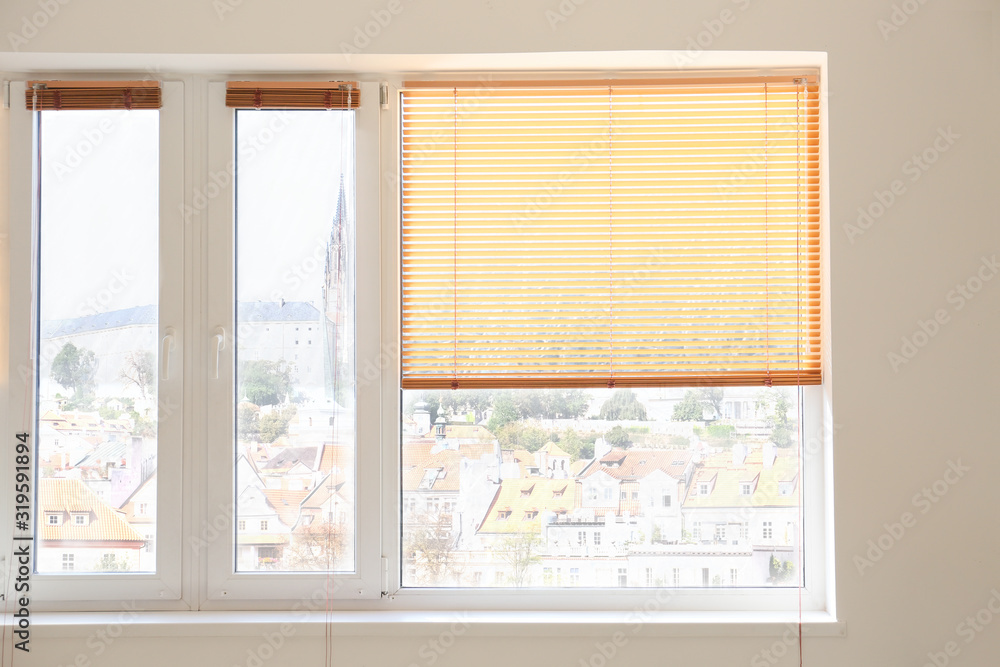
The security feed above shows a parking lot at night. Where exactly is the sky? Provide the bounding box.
[38,108,356,322]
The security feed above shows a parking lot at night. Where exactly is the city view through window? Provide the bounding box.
[36,109,160,573]
[402,387,802,588]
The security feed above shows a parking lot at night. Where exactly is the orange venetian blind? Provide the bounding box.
[400,77,821,390]
[25,81,161,110]
[225,81,360,109]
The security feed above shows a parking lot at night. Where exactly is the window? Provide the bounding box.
[47,514,61,526]
[62,554,75,571]
[672,568,681,588]
[7,60,828,615]
[763,522,773,540]
[740,483,753,496]
[73,514,87,526]
[730,569,739,586]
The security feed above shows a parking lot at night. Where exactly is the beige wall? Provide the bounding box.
[2,0,998,664]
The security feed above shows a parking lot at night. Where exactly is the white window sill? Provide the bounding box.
[32,610,845,638]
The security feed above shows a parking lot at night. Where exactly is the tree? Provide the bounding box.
[671,388,724,422]
[493,532,542,587]
[769,554,796,583]
[51,342,97,398]
[757,389,796,448]
[699,387,724,421]
[558,428,597,462]
[239,360,292,407]
[672,390,704,421]
[598,389,647,421]
[604,425,632,448]
[404,513,458,586]
[284,522,347,571]
[259,404,297,444]
[237,403,260,441]
[96,553,132,572]
[494,422,550,452]
[487,392,520,432]
[120,350,155,399]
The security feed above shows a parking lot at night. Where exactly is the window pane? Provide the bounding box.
[402,387,801,587]
[234,110,356,572]
[37,109,160,573]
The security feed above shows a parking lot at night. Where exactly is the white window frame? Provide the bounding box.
[0,53,834,622]
[6,80,185,610]
[202,80,382,606]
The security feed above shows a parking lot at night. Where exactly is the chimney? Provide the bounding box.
[413,401,431,435]
[594,436,611,461]
[732,442,747,466]
[763,442,777,469]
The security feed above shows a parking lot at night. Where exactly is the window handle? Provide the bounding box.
[211,327,227,380]
[161,328,176,382]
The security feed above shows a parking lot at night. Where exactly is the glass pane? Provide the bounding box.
[36,109,160,573]
[234,110,356,573]
[402,387,802,588]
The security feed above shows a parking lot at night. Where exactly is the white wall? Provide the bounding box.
[2,0,998,665]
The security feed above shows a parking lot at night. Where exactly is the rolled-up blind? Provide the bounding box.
[400,77,820,389]
[25,81,161,110]
[226,81,360,109]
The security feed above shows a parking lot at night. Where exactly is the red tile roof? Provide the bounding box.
[582,448,692,481]
[261,489,310,527]
[39,479,144,544]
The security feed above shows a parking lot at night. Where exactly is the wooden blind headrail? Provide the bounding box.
[25,80,161,110]
[402,75,818,89]
[226,81,360,109]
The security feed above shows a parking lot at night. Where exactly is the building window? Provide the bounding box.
[617,568,628,588]
[73,514,87,526]
[238,520,246,531]
[672,568,681,588]
[699,483,709,495]
[47,514,60,525]
[578,531,587,546]
[62,554,75,571]
[646,568,654,586]
[730,569,739,586]
[570,568,580,586]
[593,532,601,546]
[260,520,268,531]
[740,482,752,496]
[763,522,773,540]
[662,495,671,508]
[702,568,710,587]
[714,524,726,542]
[138,503,148,516]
